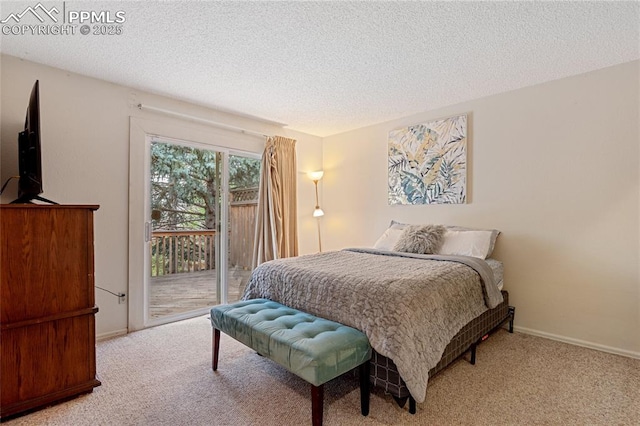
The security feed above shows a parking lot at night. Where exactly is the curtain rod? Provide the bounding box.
[137,103,272,138]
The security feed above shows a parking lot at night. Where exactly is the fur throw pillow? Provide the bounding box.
[393,224,446,254]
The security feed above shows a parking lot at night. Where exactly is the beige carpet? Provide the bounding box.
[5,315,639,425]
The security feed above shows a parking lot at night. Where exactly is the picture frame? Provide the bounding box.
[388,113,467,205]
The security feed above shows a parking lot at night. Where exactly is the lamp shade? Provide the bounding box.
[313,207,325,217]
[308,170,324,181]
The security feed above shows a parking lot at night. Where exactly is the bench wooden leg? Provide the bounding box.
[212,328,220,371]
[359,361,370,416]
[311,384,323,426]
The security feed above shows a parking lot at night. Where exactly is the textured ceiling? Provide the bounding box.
[1,1,639,137]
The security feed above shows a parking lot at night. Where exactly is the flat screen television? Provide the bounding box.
[11,80,56,204]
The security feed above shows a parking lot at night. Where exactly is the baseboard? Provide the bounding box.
[514,326,640,360]
[97,329,128,341]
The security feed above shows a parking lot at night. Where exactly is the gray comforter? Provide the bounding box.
[242,248,503,402]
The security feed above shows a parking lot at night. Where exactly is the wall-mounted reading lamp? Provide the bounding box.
[308,171,324,252]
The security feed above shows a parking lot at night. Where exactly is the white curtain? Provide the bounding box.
[252,136,298,267]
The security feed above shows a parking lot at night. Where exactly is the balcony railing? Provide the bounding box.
[151,189,258,278]
[151,230,216,277]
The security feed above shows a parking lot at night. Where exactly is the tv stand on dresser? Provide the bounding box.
[9,194,59,204]
[0,204,101,419]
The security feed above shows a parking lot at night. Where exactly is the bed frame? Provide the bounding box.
[369,290,515,413]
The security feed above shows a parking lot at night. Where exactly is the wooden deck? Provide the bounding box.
[149,267,253,318]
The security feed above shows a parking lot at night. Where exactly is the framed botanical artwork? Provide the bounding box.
[388,113,467,205]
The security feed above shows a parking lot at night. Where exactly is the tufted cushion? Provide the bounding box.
[211,299,371,387]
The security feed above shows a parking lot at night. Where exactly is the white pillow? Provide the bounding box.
[373,225,405,251]
[438,229,495,259]
[378,221,500,258]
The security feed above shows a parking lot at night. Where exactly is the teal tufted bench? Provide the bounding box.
[210,299,372,426]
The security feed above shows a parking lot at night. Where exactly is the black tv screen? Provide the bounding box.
[18,80,42,196]
[12,80,56,204]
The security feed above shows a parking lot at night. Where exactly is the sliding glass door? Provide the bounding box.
[226,154,261,302]
[146,137,259,325]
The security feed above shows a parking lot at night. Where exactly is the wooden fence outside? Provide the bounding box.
[151,188,258,277]
[229,195,258,271]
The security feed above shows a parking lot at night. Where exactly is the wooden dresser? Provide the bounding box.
[0,204,101,419]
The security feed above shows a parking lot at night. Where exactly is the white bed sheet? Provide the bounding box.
[485,258,503,290]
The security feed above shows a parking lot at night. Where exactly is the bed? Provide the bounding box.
[371,288,513,412]
[241,223,514,412]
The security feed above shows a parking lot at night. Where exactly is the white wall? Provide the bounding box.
[0,55,322,337]
[319,61,640,357]
[3,54,637,357]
